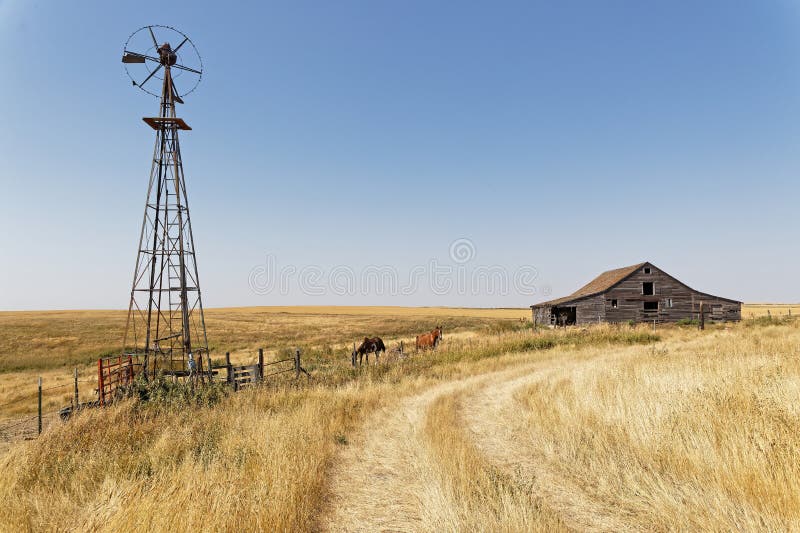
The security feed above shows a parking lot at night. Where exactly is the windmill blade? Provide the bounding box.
[148,26,158,48]
[137,63,163,89]
[123,25,202,98]
[171,63,202,75]
[173,36,189,53]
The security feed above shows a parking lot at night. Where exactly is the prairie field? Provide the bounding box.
[0,306,798,531]
[0,306,522,423]
[740,303,799,318]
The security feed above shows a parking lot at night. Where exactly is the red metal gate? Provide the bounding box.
[98,355,135,406]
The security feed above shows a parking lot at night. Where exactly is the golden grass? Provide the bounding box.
[0,323,653,532]
[514,321,800,529]
[741,303,799,318]
[0,306,520,420]
[0,306,520,373]
[423,390,567,531]
[1,308,799,530]
[0,385,384,531]
[213,305,530,319]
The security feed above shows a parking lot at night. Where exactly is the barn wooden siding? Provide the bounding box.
[602,266,740,324]
[532,262,741,326]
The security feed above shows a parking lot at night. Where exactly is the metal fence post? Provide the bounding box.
[37,377,42,435]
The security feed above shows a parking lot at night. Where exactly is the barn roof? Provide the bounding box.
[532,262,647,308]
[532,261,742,308]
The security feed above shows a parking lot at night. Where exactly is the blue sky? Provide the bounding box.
[1,1,798,310]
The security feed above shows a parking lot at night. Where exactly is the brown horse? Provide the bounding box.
[352,337,386,366]
[415,326,443,351]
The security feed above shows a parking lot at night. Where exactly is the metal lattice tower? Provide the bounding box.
[120,26,207,378]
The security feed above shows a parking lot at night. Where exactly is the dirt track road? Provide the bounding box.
[318,354,618,532]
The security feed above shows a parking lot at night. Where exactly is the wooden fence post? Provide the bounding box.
[400,340,404,354]
[73,368,79,410]
[225,352,232,385]
[98,359,105,407]
[37,377,42,435]
[295,349,301,379]
[699,302,705,331]
[258,348,264,382]
[352,343,356,367]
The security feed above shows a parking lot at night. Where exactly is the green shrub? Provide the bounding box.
[127,373,229,410]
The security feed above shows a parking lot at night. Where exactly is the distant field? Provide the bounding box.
[0,306,523,421]
[0,304,790,424]
[741,303,799,318]
[0,306,526,371]
[215,305,530,319]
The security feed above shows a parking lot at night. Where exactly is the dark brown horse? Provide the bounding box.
[352,337,386,366]
[415,326,443,351]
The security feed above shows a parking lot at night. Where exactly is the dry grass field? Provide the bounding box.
[741,303,799,318]
[0,305,798,531]
[0,306,523,422]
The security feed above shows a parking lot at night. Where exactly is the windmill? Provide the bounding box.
[120,25,208,380]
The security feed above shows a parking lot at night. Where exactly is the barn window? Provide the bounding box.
[644,267,651,274]
[666,298,673,308]
[642,282,654,295]
[611,299,618,309]
[644,301,658,311]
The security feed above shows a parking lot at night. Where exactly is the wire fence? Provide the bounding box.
[0,371,99,445]
[0,348,311,446]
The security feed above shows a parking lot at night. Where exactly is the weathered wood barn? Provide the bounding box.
[531,262,741,326]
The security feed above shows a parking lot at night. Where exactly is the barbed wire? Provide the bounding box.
[0,415,37,432]
[0,394,39,410]
[41,383,71,392]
